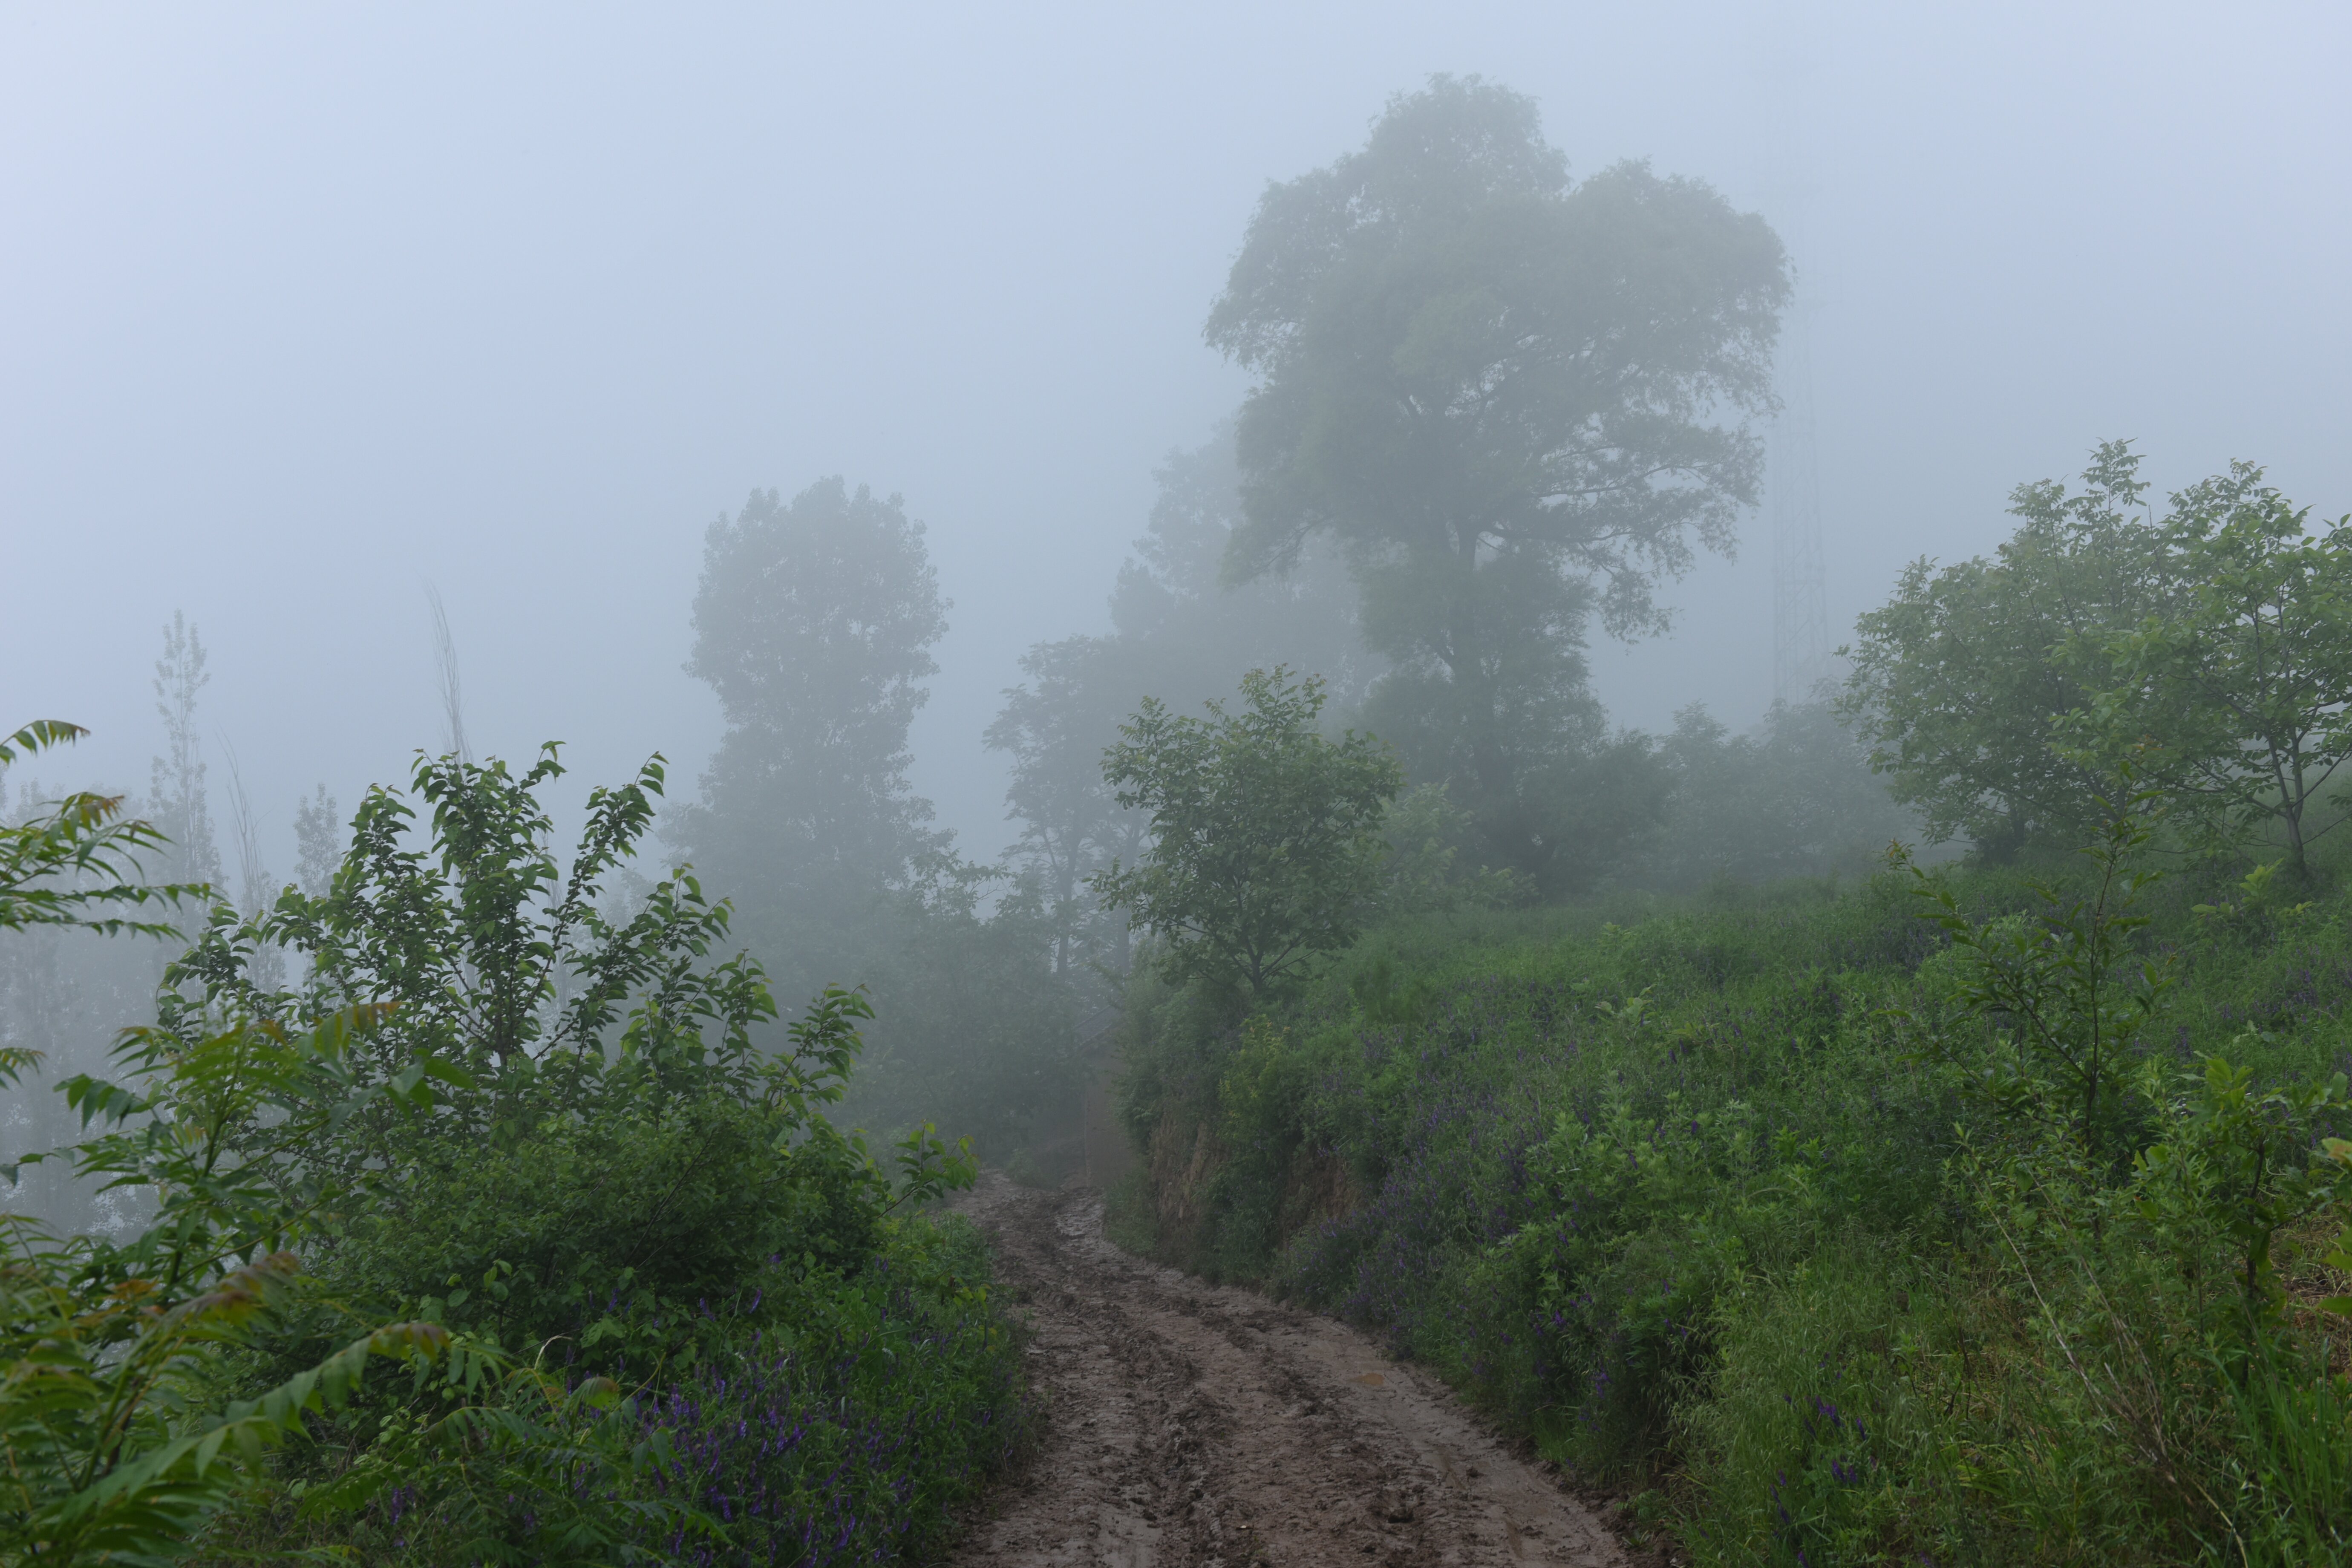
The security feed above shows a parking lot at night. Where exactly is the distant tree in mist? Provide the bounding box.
[1,721,210,1234]
[988,425,1370,972]
[1205,75,1788,895]
[833,868,1079,1162]
[672,477,1077,1158]
[3,620,232,1202]
[219,744,271,917]
[1106,428,1376,710]
[986,636,1147,976]
[427,585,472,766]
[670,478,951,969]
[294,784,343,898]
[1353,571,1663,897]
[218,743,286,991]
[149,611,222,891]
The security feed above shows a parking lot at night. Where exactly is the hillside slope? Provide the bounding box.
[1111,862,2352,1563]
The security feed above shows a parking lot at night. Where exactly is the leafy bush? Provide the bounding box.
[0,720,467,1565]
[2,727,1028,1565]
[1095,667,1402,1005]
[621,1215,1023,1566]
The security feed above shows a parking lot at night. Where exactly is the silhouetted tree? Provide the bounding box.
[149,612,222,891]
[988,425,1371,973]
[670,478,951,987]
[1206,76,1787,893]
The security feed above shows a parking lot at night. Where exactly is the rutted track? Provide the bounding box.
[949,1173,1629,1567]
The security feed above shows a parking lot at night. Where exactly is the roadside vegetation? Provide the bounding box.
[1093,82,2352,1565]
[0,722,1026,1565]
[1110,811,2352,1563]
[1092,435,2352,1562]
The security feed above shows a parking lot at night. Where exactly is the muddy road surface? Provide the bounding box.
[950,1174,1630,1568]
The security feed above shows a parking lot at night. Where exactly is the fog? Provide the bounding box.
[6,0,2349,870]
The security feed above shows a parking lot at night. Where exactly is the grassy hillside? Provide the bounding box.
[1110,847,2352,1564]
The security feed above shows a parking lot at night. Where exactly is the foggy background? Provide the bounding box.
[7,0,2348,870]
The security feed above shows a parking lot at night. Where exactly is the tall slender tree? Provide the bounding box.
[673,478,1082,1156]
[669,478,952,992]
[150,612,222,891]
[293,784,343,899]
[985,635,1145,977]
[426,585,471,765]
[218,741,286,991]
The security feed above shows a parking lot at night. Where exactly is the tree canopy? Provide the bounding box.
[1093,668,1401,1003]
[1839,440,2170,857]
[1844,441,2352,871]
[667,476,1078,1159]
[1206,75,1788,888]
[2088,464,2352,874]
[987,426,1371,974]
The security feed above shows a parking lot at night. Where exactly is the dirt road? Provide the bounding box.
[949,1173,1631,1568]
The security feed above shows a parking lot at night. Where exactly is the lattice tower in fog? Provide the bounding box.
[1769,289,1832,706]
[1752,24,1835,709]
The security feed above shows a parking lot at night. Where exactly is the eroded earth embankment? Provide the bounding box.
[949,1173,1631,1568]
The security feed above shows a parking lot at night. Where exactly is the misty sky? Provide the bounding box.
[6,2,2349,879]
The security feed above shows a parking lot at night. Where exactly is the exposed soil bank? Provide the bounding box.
[949,1173,1631,1567]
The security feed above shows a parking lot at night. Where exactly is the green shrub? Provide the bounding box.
[317,1091,887,1375]
[213,1212,1026,1568]
[3,731,1029,1565]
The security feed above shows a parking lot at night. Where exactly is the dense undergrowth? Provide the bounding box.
[1112,821,2352,1564]
[1,730,1028,1566]
[199,1211,1024,1566]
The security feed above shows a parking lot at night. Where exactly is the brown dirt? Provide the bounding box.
[948,1173,1633,1568]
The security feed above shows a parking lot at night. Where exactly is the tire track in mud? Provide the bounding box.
[950,1173,1629,1568]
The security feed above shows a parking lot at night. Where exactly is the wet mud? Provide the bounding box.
[948,1173,1633,1568]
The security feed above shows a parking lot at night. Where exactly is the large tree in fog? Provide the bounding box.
[1207,76,1787,892]
[671,479,950,965]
